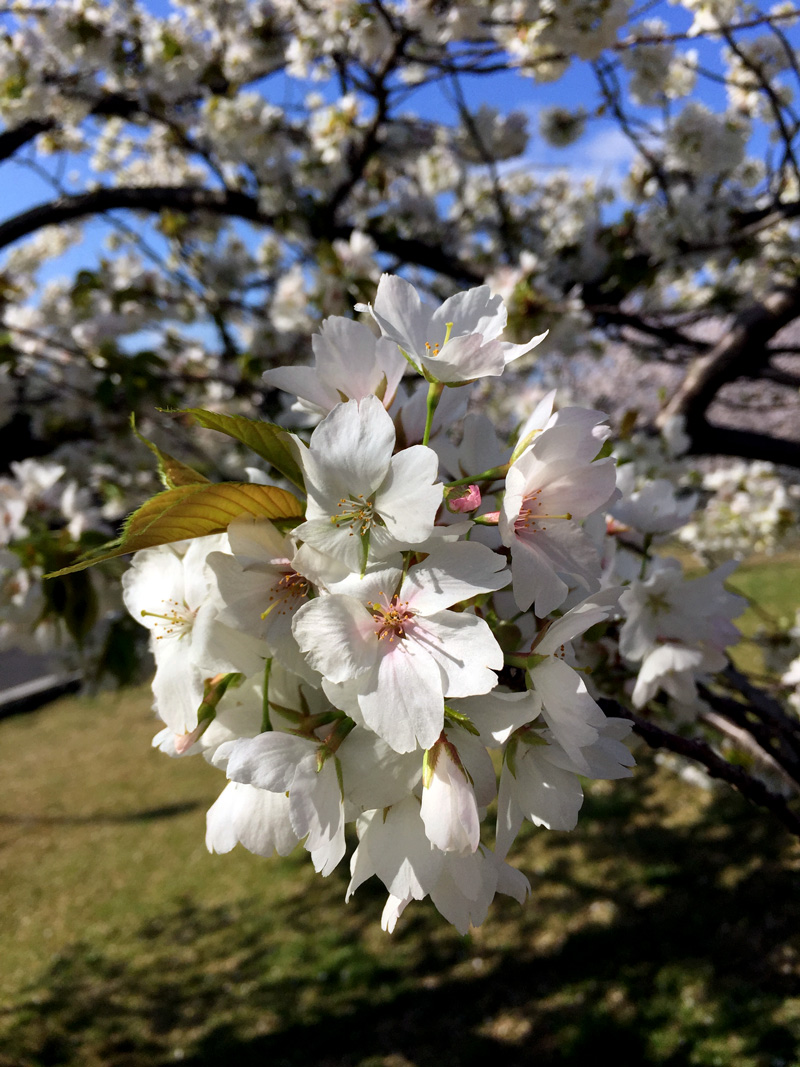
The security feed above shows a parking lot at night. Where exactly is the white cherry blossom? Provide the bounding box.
[361,274,547,384]
[500,414,617,615]
[292,396,443,574]
[263,315,406,416]
[292,543,509,752]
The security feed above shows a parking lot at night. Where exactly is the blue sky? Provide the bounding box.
[0,1,795,294]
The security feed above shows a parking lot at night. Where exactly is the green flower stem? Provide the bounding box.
[504,654,530,670]
[445,463,510,488]
[422,381,444,447]
[261,658,273,733]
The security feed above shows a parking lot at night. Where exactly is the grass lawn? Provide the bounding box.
[1,556,800,1067]
[724,555,800,678]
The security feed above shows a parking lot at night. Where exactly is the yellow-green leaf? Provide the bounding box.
[168,408,305,491]
[130,414,209,488]
[44,482,303,578]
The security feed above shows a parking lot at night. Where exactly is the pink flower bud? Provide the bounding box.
[174,718,211,755]
[446,484,482,513]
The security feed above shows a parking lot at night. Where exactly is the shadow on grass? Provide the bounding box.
[0,802,203,827]
[4,773,800,1067]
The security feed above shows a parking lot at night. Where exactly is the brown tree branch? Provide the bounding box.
[656,278,800,438]
[682,424,800,467]
[0,183,483,284]
[599,698,800,838]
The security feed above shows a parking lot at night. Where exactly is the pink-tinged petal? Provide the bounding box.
[207,553,311,658]
[403,542,509,614]
[539,459,617,519]
[377,445,442,541]
[511,522,600,617]
[292,595,377,683]
[417,612,503,698]
[359,638,445,752]
[499,465,526,546]
[325,563,403,602]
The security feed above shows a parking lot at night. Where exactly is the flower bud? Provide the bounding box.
[445,484,482,513]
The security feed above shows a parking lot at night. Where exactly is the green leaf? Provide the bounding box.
[593,438,614,461]
[130,414,209,489]
[169,408,305,491]
[443,705,480,736]
[44,482,304,578]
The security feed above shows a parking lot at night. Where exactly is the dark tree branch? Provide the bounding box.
[656,278,800,436]
[747,365,800,389]
[697,684,800,785]
[585,303,709,351]
[683,423,800,467]
[0,91,154,165]
[0,185,268,250]
[722,664,800,745]
[0,183,484,286]
[599,699,800,838]
[0,118,52,163]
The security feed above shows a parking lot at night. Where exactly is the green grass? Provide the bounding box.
[723,555,800,678]
[1,557,800,1066]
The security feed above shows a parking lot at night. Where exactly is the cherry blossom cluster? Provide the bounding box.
[115,275,751,932]
[1,0,797,917]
